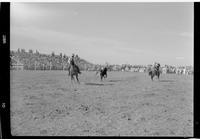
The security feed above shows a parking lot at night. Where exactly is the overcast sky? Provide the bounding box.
[10,2,193,66]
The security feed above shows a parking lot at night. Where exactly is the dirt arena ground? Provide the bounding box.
[10,70,193,136]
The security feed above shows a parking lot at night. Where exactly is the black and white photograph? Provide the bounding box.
[9,2,194,136]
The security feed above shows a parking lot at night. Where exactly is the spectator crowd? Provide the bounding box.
[10,49,193,75]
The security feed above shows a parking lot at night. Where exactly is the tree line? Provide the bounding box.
[10,49,193,75]
[10,49,94,70]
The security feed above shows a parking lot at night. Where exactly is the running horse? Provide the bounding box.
[100,67,108,81]
[148,66,161,81]
[69,64,81,84]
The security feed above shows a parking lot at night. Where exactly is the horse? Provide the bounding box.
[69,64,81,84]
[148,67,161,81]
[100,67,108,81]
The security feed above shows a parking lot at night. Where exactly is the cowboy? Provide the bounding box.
[68,54,75,65]
[68,54,81,75]
[100,66,104,72]
[153,62,160,73]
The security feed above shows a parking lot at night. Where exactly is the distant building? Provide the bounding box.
[10,57,24,70]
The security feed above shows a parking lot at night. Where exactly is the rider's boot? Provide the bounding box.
[68,66,70,76]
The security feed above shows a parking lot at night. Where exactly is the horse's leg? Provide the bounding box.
[68,67,71,76]
[71,74,74,84]
[100,75,103,81]
[76,74,80,84]
[151,75,153,81]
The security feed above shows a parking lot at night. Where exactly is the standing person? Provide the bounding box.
[157,63,160,73]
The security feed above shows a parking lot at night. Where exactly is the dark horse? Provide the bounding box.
[100,67,108,81]
[69,64,81,83]
[148,67,161,81]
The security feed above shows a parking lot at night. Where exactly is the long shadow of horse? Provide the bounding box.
[85,83,114,86]
[159,80,174,82]
[108,80,122,82]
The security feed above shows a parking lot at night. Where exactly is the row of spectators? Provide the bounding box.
[88,64,193,75]
[10,49,93,70]
[10,49,193,75]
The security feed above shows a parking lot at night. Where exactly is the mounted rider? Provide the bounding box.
[100,66,104,73]
[68,54,81,75]
[153,62,160,73]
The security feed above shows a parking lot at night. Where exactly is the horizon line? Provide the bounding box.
[10,48,193,67]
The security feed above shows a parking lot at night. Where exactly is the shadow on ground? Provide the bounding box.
[159,80,174,82]
[85,83,114,86]
[108,80,122,82]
